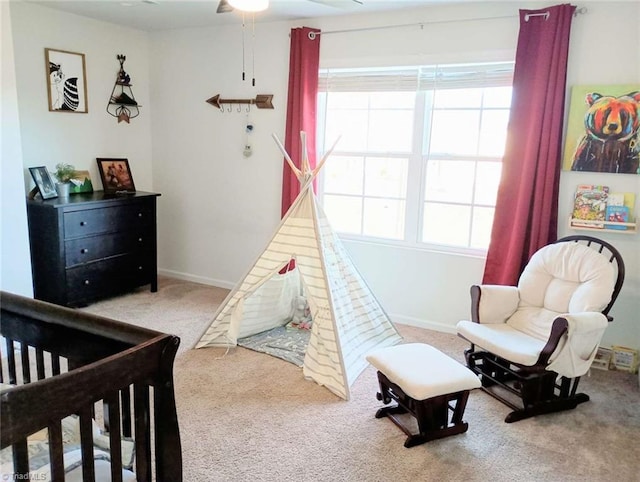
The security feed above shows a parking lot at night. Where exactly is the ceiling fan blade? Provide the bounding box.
[217,0,234,13]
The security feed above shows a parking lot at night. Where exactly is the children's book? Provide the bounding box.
[604,192,635,230]
[571,185,609,228]
[605,205,630,230]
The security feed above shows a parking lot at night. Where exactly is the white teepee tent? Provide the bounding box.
[196,132,402,400]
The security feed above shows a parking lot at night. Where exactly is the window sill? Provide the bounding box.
[336,233,488,259]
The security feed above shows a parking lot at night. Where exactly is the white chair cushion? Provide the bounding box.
[456,320,547,366]
[510,242,615,340]
[506,307,563,341]
[366,343,480,401]
[477,285,520,324]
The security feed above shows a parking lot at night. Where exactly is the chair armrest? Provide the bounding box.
[537,317,569,366]
[542,312,609,376]
[471,285,520,324]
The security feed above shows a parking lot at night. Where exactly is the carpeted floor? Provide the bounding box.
[82,277,640,482]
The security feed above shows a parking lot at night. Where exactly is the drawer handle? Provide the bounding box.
[81,248,89,254]
[84,280,90,285]
[138,237,143,242]
[80,221,88,226]
[138,266,143,270]
[138,213,143,218]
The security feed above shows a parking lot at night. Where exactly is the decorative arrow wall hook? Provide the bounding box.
[206,94,274,111]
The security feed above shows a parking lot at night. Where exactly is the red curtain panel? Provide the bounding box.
[483,4,576,285]
[281,26,321,218]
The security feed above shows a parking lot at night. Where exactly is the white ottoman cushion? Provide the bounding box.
[366,343,481,401]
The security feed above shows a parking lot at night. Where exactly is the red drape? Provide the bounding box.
[482,4,576,285]
[281,27,321,218]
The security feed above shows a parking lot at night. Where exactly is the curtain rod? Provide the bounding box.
[307,7,587,40]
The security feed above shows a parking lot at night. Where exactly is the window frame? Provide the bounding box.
[317,62,514,256]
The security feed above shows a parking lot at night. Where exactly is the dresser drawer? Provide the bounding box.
[66,255,152,305]
[64,203,153,239]
[65,231,152,267]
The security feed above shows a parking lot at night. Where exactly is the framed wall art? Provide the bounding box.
[562,85,640,174]
[29,166,58,200]
[96,158,136,194]
[45,48,88,113]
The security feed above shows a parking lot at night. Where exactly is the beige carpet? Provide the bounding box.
[83,277,640,482]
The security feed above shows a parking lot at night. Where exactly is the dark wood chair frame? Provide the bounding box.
[374,371,472,448]
[462,235,625,423]
[0,291,183,481]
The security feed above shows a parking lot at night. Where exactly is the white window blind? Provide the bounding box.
[318,62,514,93]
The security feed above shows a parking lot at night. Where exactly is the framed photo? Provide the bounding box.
[96,158,136,193]
[45,48,88,113]
[29,166,58,200]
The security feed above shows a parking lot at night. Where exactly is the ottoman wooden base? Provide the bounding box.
[366,343,481,448]
[375,371,471,448]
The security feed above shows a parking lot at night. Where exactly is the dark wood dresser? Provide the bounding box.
[26,191,160,307]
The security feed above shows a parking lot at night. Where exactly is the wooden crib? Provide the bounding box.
[0,291,182,481]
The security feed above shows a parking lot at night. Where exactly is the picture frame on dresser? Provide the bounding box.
[96,158,136,194]
[29,166,58,200]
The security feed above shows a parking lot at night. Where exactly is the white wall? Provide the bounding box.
[558,2,640,347]
[10,2,153,193]
[149,22,289,287]
[6,1,639,349]
[149,2,639,349]
[1,1,32,296]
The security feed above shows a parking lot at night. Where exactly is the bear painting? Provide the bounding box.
[563,85,640,175]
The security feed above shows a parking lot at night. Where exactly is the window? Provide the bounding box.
[317,62,513,252]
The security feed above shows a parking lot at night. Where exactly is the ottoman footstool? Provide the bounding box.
[366,343,481,448]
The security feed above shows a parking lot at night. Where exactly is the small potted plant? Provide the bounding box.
[53,162,76,198]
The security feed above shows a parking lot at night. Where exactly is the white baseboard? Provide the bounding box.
[158,269,235,290]
[158,270,458,335]
[390,313,457,335]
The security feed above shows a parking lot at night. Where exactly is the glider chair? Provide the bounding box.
[456,235,625,423]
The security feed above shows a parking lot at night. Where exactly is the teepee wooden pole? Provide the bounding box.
[300,131,310,174]
[272,133,302,179]
[313,136,341,177]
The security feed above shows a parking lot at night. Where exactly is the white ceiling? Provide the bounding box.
[28,0,456,31]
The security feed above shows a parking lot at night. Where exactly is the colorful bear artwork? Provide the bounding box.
[563,85,640,174]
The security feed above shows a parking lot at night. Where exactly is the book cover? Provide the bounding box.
[571,185,609,228]
[607,192,625,207]
[605,205,630,230]
[621,192,635,219]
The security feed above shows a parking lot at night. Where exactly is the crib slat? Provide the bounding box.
[12,438,29,478]
[48,421,65,480]
[79,407,96,482]
[134,384,152,482]
[51,353,61,376]
[0,349,4,383]
[107,392,124,482]
[36,348,46,380]
[6,338,17,385]
[121,386,132,438]
[20,342,30,384]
